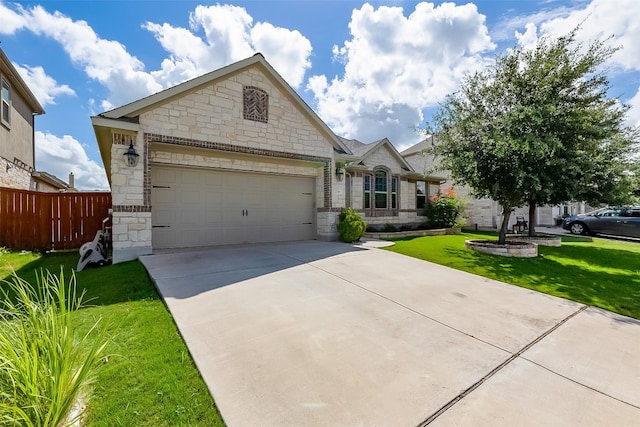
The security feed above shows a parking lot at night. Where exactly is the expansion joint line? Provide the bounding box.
[416,305,589,426]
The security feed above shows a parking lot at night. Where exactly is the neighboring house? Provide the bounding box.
[0,48,45,190]
[31,171,76,192]
[93,53,450,263]
[402,135,591,229]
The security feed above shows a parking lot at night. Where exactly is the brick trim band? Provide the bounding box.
[113,205,152,213]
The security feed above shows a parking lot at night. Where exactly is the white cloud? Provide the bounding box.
[536,0,640,71]
[0,1,26,33]
[627,87,640,128]
[1,2,313,110]
[146,4,312,88]
[514,23,539,51]
[250,22,312,87]
[505,0,640,131]
[35,131,109,191]
[0,3,163,108]
[12,63,75,107]
[308,2,496,147]
[503,0,640,72]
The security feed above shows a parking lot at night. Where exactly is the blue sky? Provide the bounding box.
[1,0,639,190]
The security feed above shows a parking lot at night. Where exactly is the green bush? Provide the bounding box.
[425,188,466,228]
[337,208,366,242]
[382,223,398,232]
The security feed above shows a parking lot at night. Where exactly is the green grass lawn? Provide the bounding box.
[385,232,640,319]
[0,249,225,426]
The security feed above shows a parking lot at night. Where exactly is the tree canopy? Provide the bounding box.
[430,27,639,243]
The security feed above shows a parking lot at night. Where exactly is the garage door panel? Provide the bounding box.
[154,209,176,225]
[152,166,315,249]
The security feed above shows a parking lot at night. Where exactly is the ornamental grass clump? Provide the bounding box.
[337,208,367,242]
[0,269,109,427]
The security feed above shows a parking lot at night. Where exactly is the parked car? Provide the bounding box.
[562,207,640,238]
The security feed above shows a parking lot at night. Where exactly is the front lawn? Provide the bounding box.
[0,249,225,426]
[385,232,640,319]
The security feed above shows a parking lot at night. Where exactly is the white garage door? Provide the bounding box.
[151,166,315,249]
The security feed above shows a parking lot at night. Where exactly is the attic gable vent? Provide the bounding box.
[243,86,268,123]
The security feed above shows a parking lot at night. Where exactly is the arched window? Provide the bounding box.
[364,169,398,212]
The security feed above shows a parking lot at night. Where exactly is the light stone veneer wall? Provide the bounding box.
[346,144,425,228]
[110,66,342,262]
[140,68,334,160]
[404,151,569,230]
[110,133,152,263]
[0,156,31,189]
[111,212,152,263]
[404,151,500,229]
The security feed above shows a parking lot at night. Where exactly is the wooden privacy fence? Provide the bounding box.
[0,187,112,251]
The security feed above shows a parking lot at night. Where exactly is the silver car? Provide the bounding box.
[562,207,640,238]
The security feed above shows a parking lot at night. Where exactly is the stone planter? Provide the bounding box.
[465,239,538,257]
[506,233,562,247]
[364,227,461,240]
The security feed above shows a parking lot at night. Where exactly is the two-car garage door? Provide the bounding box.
[151,166,315,249]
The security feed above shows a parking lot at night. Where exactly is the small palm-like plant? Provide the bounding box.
[0,269,109,427]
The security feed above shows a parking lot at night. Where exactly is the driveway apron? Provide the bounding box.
[139,240,640,426]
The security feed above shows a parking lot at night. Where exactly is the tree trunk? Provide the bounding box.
[498,206,512,244]
[528,202,537,236]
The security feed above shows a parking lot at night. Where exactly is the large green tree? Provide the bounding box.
[430,27,639,243]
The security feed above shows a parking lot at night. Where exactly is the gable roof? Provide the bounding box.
[338,137,370,157]
[0,48,44,115]
[401,135,435,157]
[92,54,353,180]
[340,137,414,171]
[31,171,70,191]
[97,53,350,153]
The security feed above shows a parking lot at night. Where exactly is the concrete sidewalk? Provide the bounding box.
[140,241,640,426]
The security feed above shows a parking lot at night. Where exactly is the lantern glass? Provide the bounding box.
[123,142,140,167]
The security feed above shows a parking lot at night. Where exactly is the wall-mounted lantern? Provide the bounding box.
[123,142,140,167]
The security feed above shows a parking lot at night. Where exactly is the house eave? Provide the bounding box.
[0,48,45,115]
[91,116,141,186]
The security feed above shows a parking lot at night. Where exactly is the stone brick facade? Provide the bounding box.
[102,59,346,262]
[346,143,426,229]
[0,156,31,189]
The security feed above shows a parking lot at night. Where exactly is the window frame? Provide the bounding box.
[362,168,399,214]
[416,180,427,210]
[391,176,398,209]
[1,76,10,128]
[363,174,372,209]
[374,170,388,209]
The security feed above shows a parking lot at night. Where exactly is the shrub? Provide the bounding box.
[0,269,109,426]
[337,208,366,242]
[382,223,398,232]
[365,225,379,232]
[425,188,466,228]
[399,224,414,231]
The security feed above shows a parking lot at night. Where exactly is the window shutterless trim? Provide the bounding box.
[1,76,11,128]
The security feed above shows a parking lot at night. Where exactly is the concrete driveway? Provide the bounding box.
[140,240,640,426]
